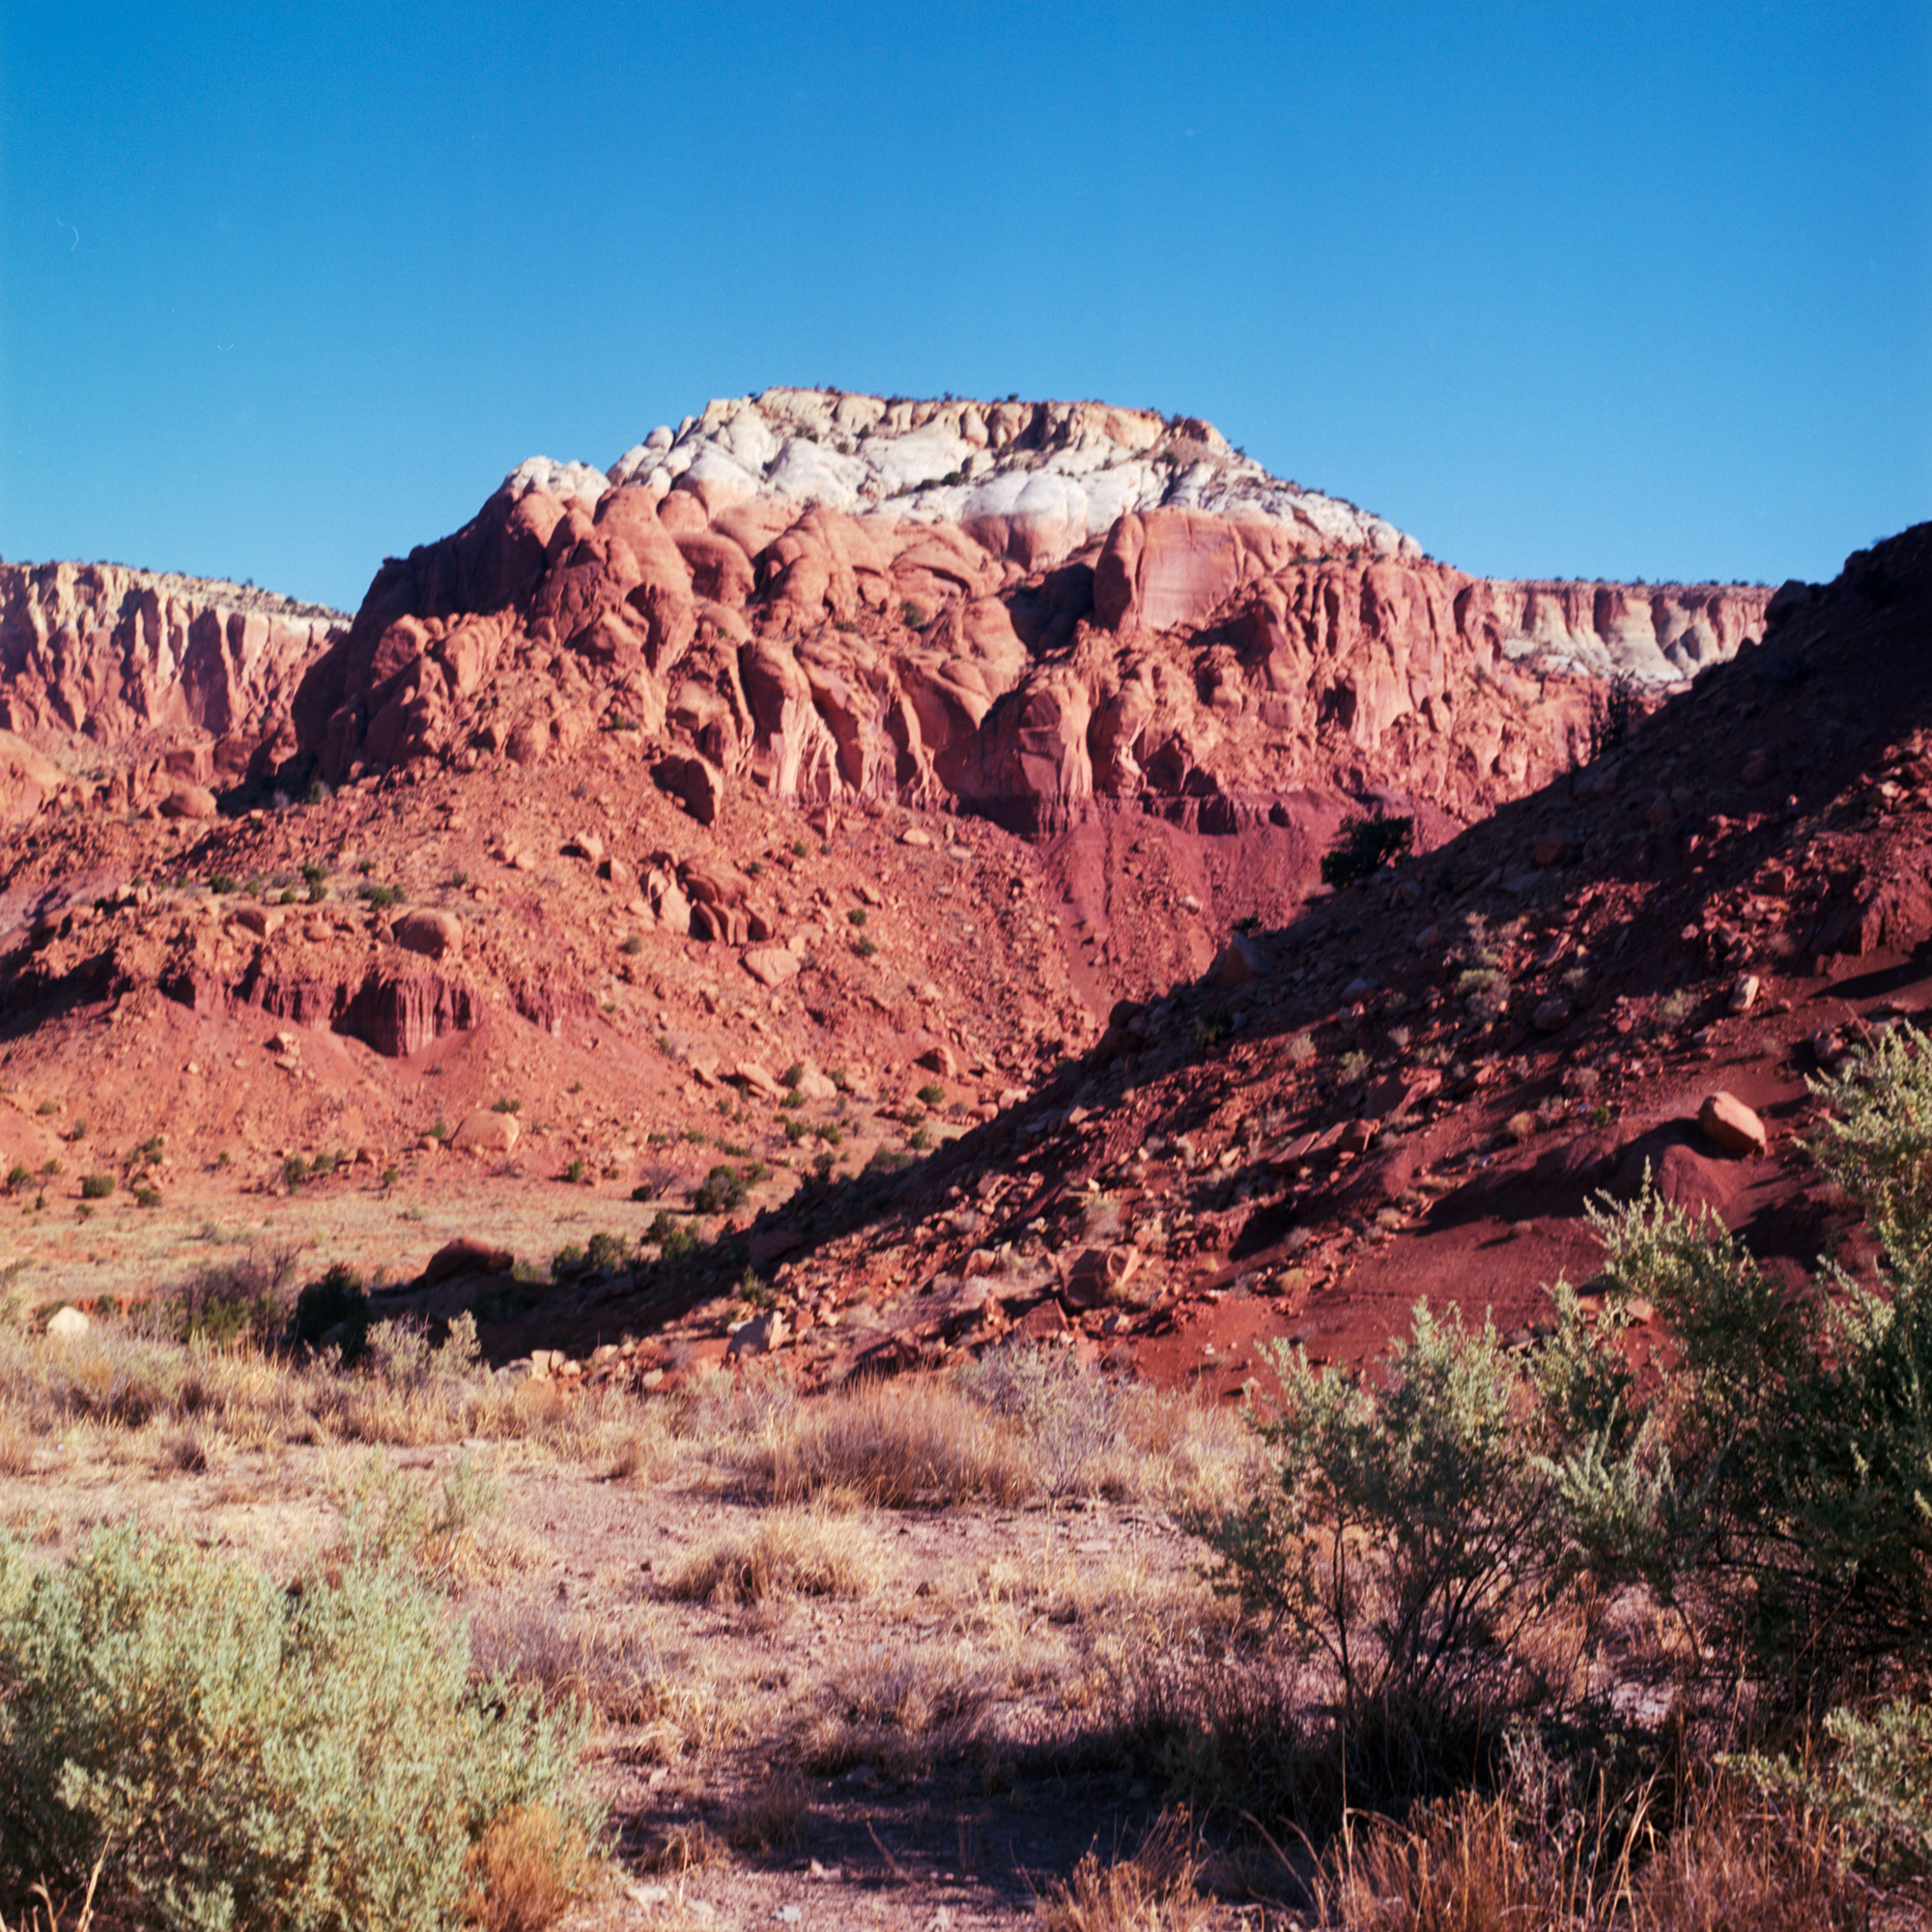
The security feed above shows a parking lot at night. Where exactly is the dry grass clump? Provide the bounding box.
[747,1378,1032,1508]
[659,1505,885,1605]
[0,1318,682,1469]
[462,1803,594,1932]
[732,1357,1253,1514]
[469,1600,749,1757]
[802,1639,994,1779]
[722,1765,810,1853]
[1039,1810,1211,1932]
[1313,1778,1868,1931]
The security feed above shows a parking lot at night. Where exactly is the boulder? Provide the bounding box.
[1206,935,1259,990]
[726,1309,789,1357]
[45,1305,91,1339]
[422,1236,513,1284]
[734,1061,785,1101]
[792,1060,839,1100]
[451,1110,520,1153]
[918,1043,960,1078]
[393,908,463,960]
[1063,1245,1142,1310]
[651,753,724,826]
[1532,996,1572,1034]
[160,782,219,820]
[742,946,801,988]
[1698,1092,1767,1156]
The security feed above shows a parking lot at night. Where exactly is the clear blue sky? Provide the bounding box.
[3,2,1927,612]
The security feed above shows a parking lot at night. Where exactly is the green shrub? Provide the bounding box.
[916,1082,946,1106]
[358,882,405,910]
[78,1173,113,1201]
[1319,813,1414,889]
[1202,1303,1566,1735]
[847,908,868,927]
[209,873,237,895]
[551,1244,587,1277]
[562,1158,586,1186]
[619,934,643,955]
[645,1212,699,1263]
[0,1528,591,1931]
[864,1147,912,1177]
[689,1164,750,1215]
[491,1096,521,1115]
[585,1231,626,1272]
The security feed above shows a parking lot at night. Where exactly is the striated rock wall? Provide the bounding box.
[294,388,1770,840]
[0,560,346,787]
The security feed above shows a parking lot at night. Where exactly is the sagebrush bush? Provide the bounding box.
[0,1528,593,1931]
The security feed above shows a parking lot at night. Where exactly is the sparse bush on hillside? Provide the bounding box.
[1319,812,1414,889]
[0,1527,592,1932]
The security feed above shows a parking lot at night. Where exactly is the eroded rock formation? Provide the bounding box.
[0,560,346,805]
[294,389,1770,838]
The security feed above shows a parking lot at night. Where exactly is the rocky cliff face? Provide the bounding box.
[0,560,346,796]
[295,388,1770,840]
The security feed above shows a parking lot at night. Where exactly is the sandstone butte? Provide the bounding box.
[1,389,1770,851]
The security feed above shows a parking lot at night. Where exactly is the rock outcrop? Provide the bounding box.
[288,389,1771,842]
[0,561,347,805]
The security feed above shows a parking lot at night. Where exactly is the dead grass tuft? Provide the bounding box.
[659,1506,885,1605]
[1039,1810,1211,1932]
[748,1378,1031,1508]
[723,1765,810,1853]
[462,1802,593,1932]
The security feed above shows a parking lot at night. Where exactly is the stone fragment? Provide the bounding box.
[734,1061,784,1101]
[1698,1091,1767,1156]
[1728,974,1761,1015]
[1531,832,1575,867]
[1533,996,1572,1034]
[748,1227,806,1268]
[899,826,933,848]
[393,908,463,960]
[46,1305,90,1338]
[918,1043,959,1078]
[1206,934,1259,989]
[451,1110,520,1153]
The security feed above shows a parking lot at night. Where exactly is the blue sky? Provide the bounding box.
[2,2,1926,611]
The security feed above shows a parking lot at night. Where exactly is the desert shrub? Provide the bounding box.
[916,1081,946,1106]
[957,1341,1123,1503]
[1320,812,1414,889]
[289,1262,369,1359]
[146,1246,302,1348]
[1200,1304,1573,1766]
[1585,671,1640,761]
[78,1173,113,1201]
[689,1164,750,1214]
[1739,1696,1932,1878]
[864,1146,912,1176]
[0,1527,591,1932]
[584,1231,626,1272]
[1578,1166,1932,1688]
